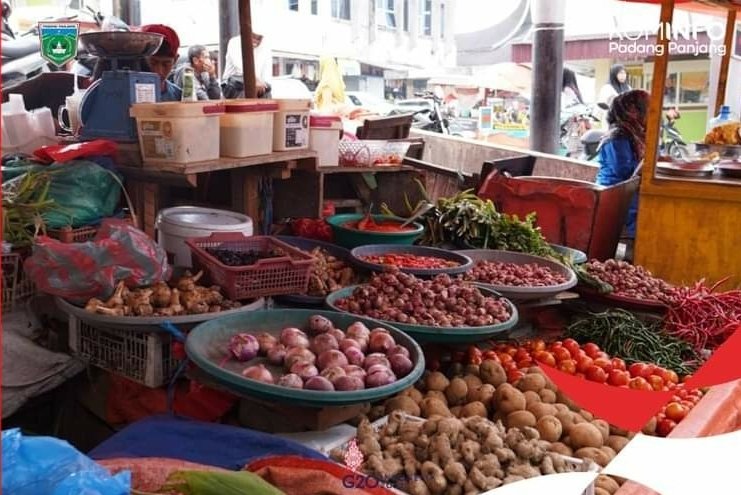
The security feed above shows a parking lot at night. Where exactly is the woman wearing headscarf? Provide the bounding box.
[598,64,631,107]
[596,89,650,239]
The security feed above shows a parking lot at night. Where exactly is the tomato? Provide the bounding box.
[592,357,613,373]
[530,339,547,353]
[506,347,518,357]
[628,377,652,391]
[576,356,594,374]
[517,358,534,369]
[482,350,498,361]
[515,348,531,363]
[641,364,659,379]
[585,365,608,383]
[659,369,680,385]
[664,402,689,422]
[682,374,693,383]
[656,418,677,437]
[647,375,665,391]
[557,359,577,375]
[505,361,519,373]
[608,369,630,387]
[534,351,556,368]
[499,354,514,366]
[553,347,572,362]
[563,339,581,358]
[628,363,648,378]
[583,343,601,359]
[611,358,627,371]
[507,370,524,383]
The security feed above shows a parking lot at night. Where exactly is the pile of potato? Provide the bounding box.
[381,360,635,495]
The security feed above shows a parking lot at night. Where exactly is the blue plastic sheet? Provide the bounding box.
[2,428,130,495]
[89,414,327,470]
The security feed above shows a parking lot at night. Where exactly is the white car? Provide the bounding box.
[393,98,433,115]
[345,92,394,115]
[270,76,313,100]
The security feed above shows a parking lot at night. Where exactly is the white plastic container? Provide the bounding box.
[155,206,253,267]
[220,99,278,158]
[309,114,342,167]
[273,99,311,151]
[130,101,225,164]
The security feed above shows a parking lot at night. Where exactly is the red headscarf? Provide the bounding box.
[140,24,180,58]
[604,89,650,161]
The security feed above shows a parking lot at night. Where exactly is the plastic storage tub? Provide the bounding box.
[130,101,225,164]
[273,99,311,151]
[156,206,254,267]
[309,114,342,167]
[220,99,278,158]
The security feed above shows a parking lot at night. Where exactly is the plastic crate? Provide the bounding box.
[2,252,35,313]
[338,140,411,167]
[68,314,178,388]
[186,234,315,300]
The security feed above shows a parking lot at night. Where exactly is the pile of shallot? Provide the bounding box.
[334,271,512,327]
[228,315,414,391]
[466,260,568,287]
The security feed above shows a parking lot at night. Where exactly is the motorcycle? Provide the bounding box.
[661,111,686,159]
[560,103,601,158]
[1,2,49,88]
[391,91,451,135]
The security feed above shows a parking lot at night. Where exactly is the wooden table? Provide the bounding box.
[117,147,318,237]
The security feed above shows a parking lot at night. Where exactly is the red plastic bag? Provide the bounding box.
[33,139,118,164]
[25,219,170,303]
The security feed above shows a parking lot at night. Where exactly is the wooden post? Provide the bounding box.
[238,0,257,98]
[715,8,737,114]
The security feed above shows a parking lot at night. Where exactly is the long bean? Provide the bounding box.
[567,309,701,375]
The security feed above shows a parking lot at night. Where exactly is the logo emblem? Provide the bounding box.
[343,439,364,471]
[39,22,79,67]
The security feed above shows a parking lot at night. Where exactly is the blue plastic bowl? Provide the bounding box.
[325,214,424,249]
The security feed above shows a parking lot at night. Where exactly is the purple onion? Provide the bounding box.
[228,333,260,362]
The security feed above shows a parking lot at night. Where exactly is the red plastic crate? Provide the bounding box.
[186,234,315,300]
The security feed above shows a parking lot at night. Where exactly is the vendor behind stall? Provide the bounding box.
[596,89,649,240]
[140,24,182,102]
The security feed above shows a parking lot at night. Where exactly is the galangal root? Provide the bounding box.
[84,271,241,317]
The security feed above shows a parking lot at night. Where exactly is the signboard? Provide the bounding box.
[478,106,493,133]
[38,22,79,67]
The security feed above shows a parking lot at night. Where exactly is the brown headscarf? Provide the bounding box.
[604,89,650,161]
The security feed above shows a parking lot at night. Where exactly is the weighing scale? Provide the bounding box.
[78,32,164,141]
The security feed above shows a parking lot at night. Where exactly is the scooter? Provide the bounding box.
[1,2,49,88]
[560,103,601,157]
[408,91,451,135]
[661,113,686,159]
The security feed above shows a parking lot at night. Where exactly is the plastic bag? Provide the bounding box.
[2,428,131,495]
[34,139,118,164]
[41,160,122,229]
[25,219,171,302]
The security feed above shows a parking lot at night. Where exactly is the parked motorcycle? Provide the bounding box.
[1,2,49,88]
[661,110,686,159]
[560,103,601,157]
[391,91,451,135]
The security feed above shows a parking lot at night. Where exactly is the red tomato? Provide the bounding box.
[553,347,572,362]
[628,377,652,391]
[628,363,648,378]
[595,352,611,361]
[550,341,564,349]
[608,369,630,387]
[576,356,594,374]
[534,351,556,368]
[664,402,689,422]
[499,354,514,366]
[482,350,498,361]
[660,369,680,385]
[505,361,519,373]
[648,375,665,391]
[682,374,693,383]
[593,357,613,373]
[515,348,531,363]
[585,366,608,383]
[558,359,577,375]
[611,358,627,371]
[563,339,581,357]
[531,339,546,353]
[517,358,534,369]
[507,370,524,383]
[641,364,659,379]
[583,343,601,359]
[656,418,677,437]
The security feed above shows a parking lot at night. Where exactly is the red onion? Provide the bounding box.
[328,328,346,342]
[368,331,395,353]
[389,354,413,377]
[278,373,304,389]
[241,364,274,383]
[290,361,319,381]
[366,363,393,376]
[365,366,396,388]
[310,333,339,355]
[387,344,410,359]
[339,338,361,352]
[343,346,365,367]
[308,315,334,334]
[228,333,260,362]
[267,344,287,366]
[347,322,370,344]
[320,366,346,383]
[317,350,349,371]
[342,365,367,381]
[304,376,335,391]
[363,353,390,370]
[279,327,310,348]
[256,333,278,355]
[284,347,316,369]
[334,375,365,391]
